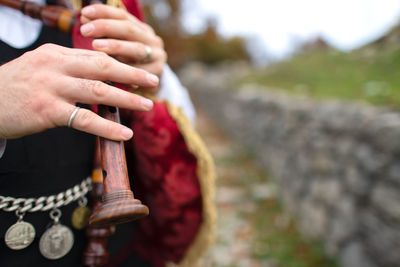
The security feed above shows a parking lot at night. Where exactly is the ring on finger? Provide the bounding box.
[143,45,152,62]
[67,107,80,128]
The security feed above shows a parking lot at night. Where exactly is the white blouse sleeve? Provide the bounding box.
[157,65,197,125]
[0,0,44,49]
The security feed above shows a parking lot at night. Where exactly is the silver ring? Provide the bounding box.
[144,45,152,61]
[67,107,80,128]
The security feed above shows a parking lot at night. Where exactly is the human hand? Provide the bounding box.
[80,4,167,94]
[0,43,159,140]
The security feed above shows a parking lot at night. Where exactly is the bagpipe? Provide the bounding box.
[0,0,216,265]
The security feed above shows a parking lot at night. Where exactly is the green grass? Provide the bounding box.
[251,199,337,267]
[239,47,400,107]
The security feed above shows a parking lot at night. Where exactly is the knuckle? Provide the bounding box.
[37,43,58,51]
[30,92,48,113]
[94,54,112,71]
[126,21,136,36]
[90,81,108,99]
[30,47,58,65]
[76,79,108,100]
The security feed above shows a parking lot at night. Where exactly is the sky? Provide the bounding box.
[182,0,400,63]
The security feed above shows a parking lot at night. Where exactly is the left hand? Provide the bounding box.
[80,4,167,93]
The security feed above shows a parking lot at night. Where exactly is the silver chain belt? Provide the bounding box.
[0,177,92,213]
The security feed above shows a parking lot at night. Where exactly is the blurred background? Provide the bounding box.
[144,0,400,105]
[143,1,400,267]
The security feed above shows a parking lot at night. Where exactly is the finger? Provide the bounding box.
[64,105,134,141]
[80,19,155,45]
[56,45,114,57]
[60,78,153,111]
[81,4,150,32]
[81,4,130,20]
[52,103,134,140]
[92,39,165,63]
[61,51,159,87]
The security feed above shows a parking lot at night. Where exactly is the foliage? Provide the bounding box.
[183,28,250,65]
[143,0,251,69]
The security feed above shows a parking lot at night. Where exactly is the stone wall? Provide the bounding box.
[180,63,400,267]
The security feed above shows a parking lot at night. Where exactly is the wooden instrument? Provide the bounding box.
[84,107,148,263]
[89,105,149,226]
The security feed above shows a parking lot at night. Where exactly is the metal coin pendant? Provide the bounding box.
[39,224,74,260]
[71,205,90,230]
[5,221,36,250]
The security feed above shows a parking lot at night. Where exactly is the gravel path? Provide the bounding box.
[196,111,275,267]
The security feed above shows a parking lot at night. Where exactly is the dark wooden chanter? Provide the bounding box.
[89,105,149,227]
[83,137,113,266]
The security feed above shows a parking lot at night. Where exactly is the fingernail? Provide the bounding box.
[80,23,94,35]
[147,73,159,84]
[93,39,108,48]
[121,128,133,140]
[81,6,95,16]
[141,98,154,110]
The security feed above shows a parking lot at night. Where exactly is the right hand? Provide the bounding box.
[80,4,168,95]
[0,43,159,141]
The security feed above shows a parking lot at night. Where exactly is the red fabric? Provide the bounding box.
[122,0,144,21]
[72,2,203,266]
[114,105,202,267]
[72,15,92,50]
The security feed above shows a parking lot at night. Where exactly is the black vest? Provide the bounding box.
[0,25,95,266]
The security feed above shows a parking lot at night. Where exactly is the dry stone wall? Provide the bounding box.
[180,63,400,267]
